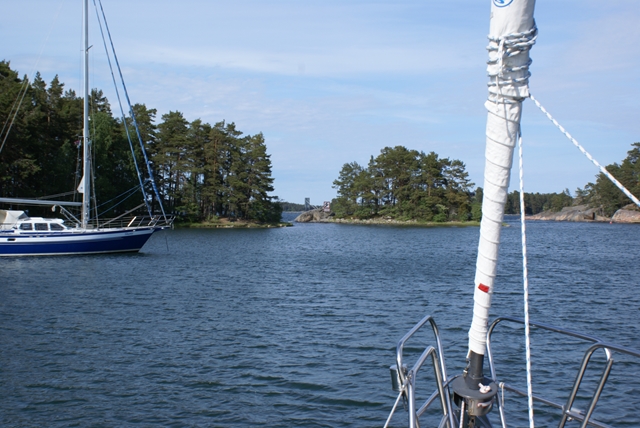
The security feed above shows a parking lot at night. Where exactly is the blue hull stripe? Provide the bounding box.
[0,228,159,256]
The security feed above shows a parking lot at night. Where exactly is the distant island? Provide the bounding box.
[329,146,482,223]
[301,142,640,226]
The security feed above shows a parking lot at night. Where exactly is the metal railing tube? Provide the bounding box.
[487,316,640,428]
[393,315,456,428]
[580,350,613,428]
[559,344,612,428]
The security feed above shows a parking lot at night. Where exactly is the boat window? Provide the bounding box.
[50,223,64,231]
[35,223,49,231]
[19,223,33,231]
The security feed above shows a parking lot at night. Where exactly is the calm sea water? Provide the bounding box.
[1,215,639,427]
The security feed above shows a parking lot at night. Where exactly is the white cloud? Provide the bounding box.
[2,0,639,202]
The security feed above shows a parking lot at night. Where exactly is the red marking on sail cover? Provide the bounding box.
[478,284,490,293]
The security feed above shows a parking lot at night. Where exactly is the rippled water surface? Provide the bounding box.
[1,215,639,427]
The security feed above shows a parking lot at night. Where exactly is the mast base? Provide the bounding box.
[451,375,498,418]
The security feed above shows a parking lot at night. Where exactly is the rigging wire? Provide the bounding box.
[91,0,151,217]
[0,0,65,154]
[0,77,30,154]
[96,185,143,218]
[35,191,77,200]
[95,0,168,221]
[94,184,141,210]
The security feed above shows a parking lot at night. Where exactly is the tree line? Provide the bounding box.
[332,146,481,222]
[579,142,640,216]
[332,141,639,221]
[504,142,640,216]
[504,190,573,215]
[0,61,281,223]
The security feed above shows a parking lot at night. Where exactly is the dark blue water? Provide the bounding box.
[1,215,639,427]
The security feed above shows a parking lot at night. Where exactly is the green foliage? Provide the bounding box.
[582,143,640,216]
[0,61,280,223]
[504,189,574,215]
[470,187,483,221]
[332,146,475,221]
[279,201,306,211]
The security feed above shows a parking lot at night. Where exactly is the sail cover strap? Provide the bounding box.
[470,0,537,357]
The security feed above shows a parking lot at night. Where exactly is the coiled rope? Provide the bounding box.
[487,24,537,103]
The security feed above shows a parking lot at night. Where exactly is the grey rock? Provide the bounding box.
[526,205,608,222]
[294,209,332,223]
[611,204,640,223]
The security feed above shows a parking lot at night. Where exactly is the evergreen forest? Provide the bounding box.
[331,146,481,222]
[0,61,282,223]
[504,142,640,216]
[332,142,640,222]
[3,58,637,225]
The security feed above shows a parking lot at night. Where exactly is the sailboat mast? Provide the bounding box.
[81,0,91,228]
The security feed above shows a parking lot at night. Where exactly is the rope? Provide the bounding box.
[487,24,537,103]
[529,94,640,209]
[517,132,535,428]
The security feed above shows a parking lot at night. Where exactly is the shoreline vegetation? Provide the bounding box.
[330,146,482,223]
[293,208,480,227]
[176,217,292,228]
[322,217,480,227]
[0,61,282,225]
[2,59,637,227]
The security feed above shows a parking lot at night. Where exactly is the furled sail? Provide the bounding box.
[469,0,537,359]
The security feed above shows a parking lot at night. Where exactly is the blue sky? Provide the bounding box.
[2,0,639,205]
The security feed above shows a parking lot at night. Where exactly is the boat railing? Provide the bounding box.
[486,316,640,428]
[384,314,456,428]
[386,315,640,427]
[86,215,175,230]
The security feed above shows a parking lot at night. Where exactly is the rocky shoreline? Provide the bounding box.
[526,204,640,223]
[294,209,479,226]
[295,204,640,225]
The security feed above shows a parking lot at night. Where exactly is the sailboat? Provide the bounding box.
[0,0,172,256]
[385,0,640,427]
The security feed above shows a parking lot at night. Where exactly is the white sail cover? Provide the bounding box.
[469,0,537,356]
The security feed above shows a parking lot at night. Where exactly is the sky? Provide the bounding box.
[2,0,639,205]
